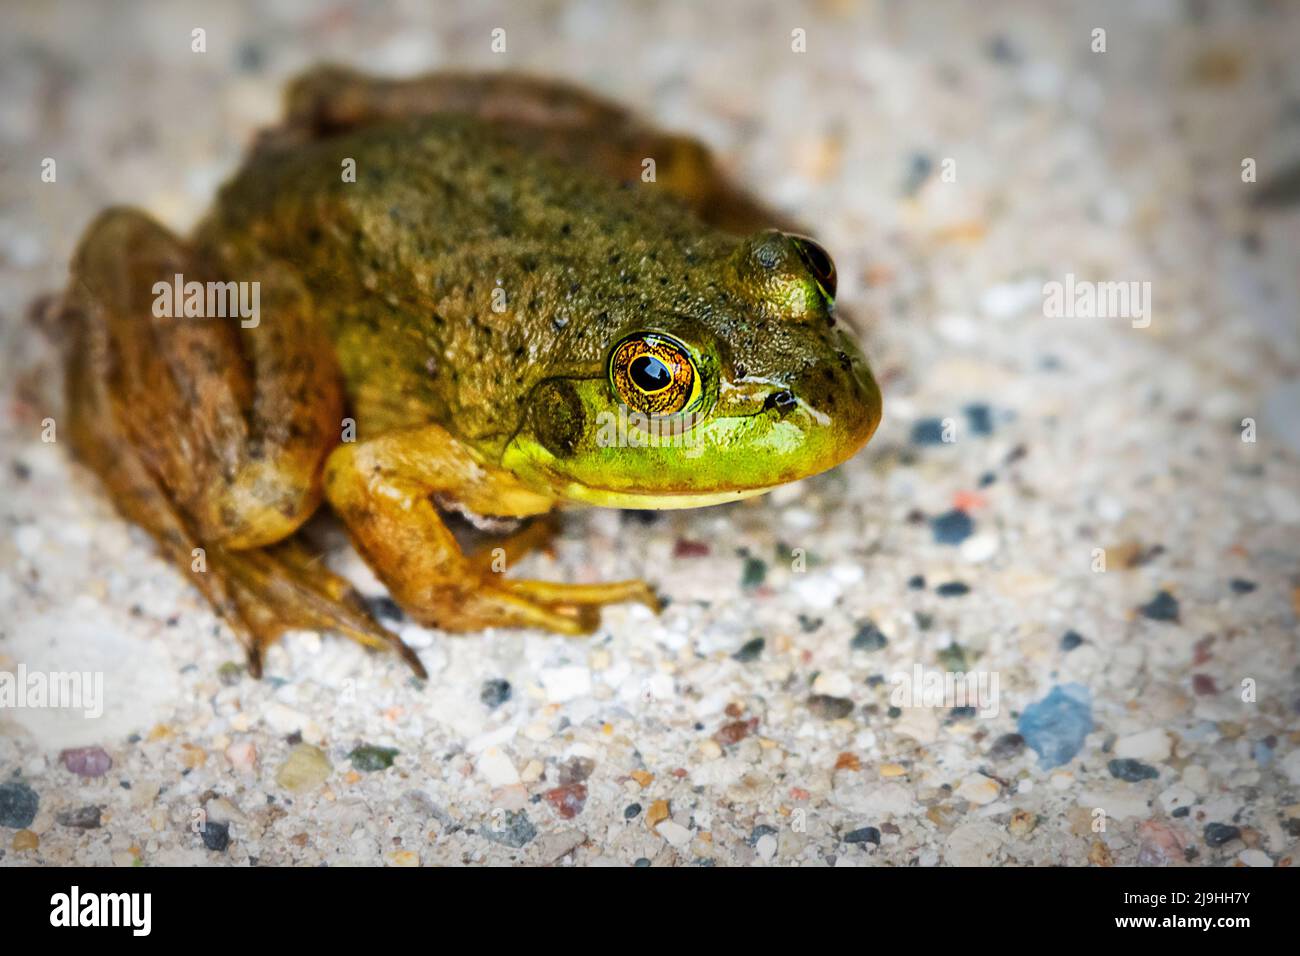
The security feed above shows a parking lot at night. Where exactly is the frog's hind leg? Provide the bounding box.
[274,65,794,234]
[61,208,424,678]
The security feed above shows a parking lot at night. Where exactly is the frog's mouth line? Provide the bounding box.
[556,482,778,510]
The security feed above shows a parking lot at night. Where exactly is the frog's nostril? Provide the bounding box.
[764,389,797,415]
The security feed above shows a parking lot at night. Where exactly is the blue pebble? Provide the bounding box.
[964,403,994,436]
[930,509,974,545]
[1017,684,1093,769]
[911,418,948,445]
[1254,740,1274,765]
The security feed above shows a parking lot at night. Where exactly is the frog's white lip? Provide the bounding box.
[556,483,778,510]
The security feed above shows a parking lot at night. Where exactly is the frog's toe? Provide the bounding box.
[496,577,662,615]
[212,541,427,679]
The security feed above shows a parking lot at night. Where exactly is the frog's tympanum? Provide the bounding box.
[60,68,882,677]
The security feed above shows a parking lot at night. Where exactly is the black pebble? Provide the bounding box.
[910,418,947,445]
[844,826,881,845]
[1060,630,1085,651]
[1203,823,1241,847]
[624,803,641,819]
[907,575,926,589]
[851,622,888,652]
[990,733,1025,760]
[936,582,971,597]
[480,678,512,709]
[202,821,230,852]
[732,637,765,662]
[0,782,40,829]
[1138,590,1180,622]
[1108,758,1159,782]
[931,509,974,545]
[1229,579,1256,594]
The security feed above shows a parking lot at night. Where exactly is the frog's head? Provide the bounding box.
[503,230,881,508]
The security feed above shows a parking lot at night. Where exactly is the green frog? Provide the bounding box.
[60,67,882,677]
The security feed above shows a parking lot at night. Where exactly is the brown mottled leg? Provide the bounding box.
[62,208,422,677]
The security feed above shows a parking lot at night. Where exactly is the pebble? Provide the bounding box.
[960,532,999,562]
[0,781,39,829]
[1135,820,1184,866]
[539,665,591,703]
[1203,822,1240,847]
[349,745,399,772]
[1017,684,1092,768]
[11,829,39,852]
[732,637,765,662]
[225,740,258,771]
[1008,809,1037,836]
[1279,748,1300,785]
[1060,630,1084,651]
[658,820,692,848]
[1138,590,1180,623]
[844,826,881,845]
[911,418,947,445]
[936,581,971,597]
[851,621,888,651]
[755,833,778,860]
[931,509,974,545]
[480,678,512,708]
[1238,849,1273,867]
[1115,728,1172,763]
[990,733,1025,760]
[812,671,853,697]
[57,805,102,829]
[275,744,332,793]
[1108,758,1159,782]
[958,774,1001,805]
[646,800,670,828]
[477,747,520,787]
[483,810,537,848]
[201,821,230,852]
[543,783,588,819]
[807,695,855,720]
[59,746,112,778]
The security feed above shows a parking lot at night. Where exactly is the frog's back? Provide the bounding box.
[195,115,727,450]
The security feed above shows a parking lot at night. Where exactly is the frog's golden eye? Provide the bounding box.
[792,236,837,303]
[609,333,700,416]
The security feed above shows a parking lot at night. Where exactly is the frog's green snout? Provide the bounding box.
[766,339,883,473]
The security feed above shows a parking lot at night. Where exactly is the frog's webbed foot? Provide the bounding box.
[211,540,426,679]
[272,65,797,235]
[61,208,424,678]
[324,426,660,638]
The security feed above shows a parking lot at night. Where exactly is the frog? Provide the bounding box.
[58,66,882,678]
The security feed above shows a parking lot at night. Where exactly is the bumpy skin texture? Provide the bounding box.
[60,67,882,676]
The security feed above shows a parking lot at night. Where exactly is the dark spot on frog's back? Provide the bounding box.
[530,379,586,458]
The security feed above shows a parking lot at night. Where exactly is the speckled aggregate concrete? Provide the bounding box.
[2,0,1298,867]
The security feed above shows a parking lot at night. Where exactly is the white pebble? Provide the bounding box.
[539,665,591,703]
[1115,728,1172,763]
[477,746,519,787]
[657,820,692,848]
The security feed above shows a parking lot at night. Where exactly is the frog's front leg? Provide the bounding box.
[323,426,658,635]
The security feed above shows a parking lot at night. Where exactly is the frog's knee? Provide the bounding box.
[197,463,323,550]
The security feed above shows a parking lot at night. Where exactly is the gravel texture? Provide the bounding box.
[1,0,1298,867]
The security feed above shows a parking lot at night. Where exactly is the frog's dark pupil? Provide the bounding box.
[796,239,837,298]
[631,355,671,392]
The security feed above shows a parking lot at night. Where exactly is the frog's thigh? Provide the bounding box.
[280,67,792,234]
[323,425,657,634]
[64,209,418,676]
[67,209,337,548]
